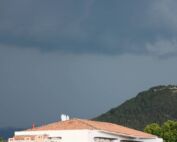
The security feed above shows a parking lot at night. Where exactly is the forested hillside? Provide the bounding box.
[95,85,177,130]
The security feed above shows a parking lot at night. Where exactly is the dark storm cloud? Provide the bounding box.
[1,45,177,127]
[1,0,177,57]
[1,0,177,128]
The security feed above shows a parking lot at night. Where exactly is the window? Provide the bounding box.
[48,137,62,142]
[94,137,116,142]
[120,140,142,142]
[24,137,31,141]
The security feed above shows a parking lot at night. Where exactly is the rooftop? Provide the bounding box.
[26,118,156,139]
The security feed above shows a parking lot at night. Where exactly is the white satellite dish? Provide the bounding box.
[66,115,70,120]
[61,114,70,121]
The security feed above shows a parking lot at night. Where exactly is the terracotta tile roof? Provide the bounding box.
[27,119,156,139]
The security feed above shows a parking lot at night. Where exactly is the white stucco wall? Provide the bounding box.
[88,130,163,142]
[14,129,163,142]
[138,137,163,142]
[15,130,89,142]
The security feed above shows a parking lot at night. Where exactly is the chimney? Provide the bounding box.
[32,123,35,129]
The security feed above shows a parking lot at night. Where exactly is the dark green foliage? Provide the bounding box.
[94,85,177,130]
[161,120,177,142]
[0,137,3,142]
[144,123,161,137]
[144,120,177,142]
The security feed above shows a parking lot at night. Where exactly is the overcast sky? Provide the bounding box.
[1,0,177,128]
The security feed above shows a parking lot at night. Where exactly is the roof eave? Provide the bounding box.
[98,130,157,139]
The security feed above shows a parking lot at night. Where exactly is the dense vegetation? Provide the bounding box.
[95,85,177,130]
[144,120,177,142]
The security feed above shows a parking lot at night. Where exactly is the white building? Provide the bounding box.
[9,118,163,142]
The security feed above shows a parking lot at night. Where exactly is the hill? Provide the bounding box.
[94,85,177,130]
[0,127,23,140]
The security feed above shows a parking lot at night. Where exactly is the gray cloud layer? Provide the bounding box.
[1,0,177,57]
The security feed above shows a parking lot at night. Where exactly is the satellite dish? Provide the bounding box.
[66,115,70,120]
[61,114,70,121]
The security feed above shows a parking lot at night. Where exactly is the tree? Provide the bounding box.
[161,120,177,142]
[144,120,177,142]
[144,123,161,137]
[0,137,3,142]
